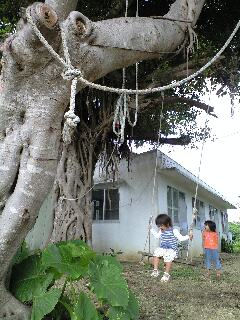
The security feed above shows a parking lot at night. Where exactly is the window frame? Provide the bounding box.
[92,188,119,222]
[167,186,183,226]
[192,198,205,229]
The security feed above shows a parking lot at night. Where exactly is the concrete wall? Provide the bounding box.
[92,152,160,260]
[92,152,229,259]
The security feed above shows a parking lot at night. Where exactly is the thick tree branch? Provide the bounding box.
[61,0,206,83]
[45,0,78,21]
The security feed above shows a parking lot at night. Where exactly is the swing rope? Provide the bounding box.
[186,90,212,261]
[140,94,165,261]
[112,0,139,142]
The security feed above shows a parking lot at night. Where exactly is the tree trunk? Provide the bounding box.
[0,0,205,317]
[50,137,96,246]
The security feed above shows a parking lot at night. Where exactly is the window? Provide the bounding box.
[167,186,184,225]
[92,189,119,221]
[221,211,228,233]
[192,198,205,229]
[209,205,218,222]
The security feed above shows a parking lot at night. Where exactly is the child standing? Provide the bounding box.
[202,220,221,278]
[150,214,193,282]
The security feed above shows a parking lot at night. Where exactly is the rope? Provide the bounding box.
[76,16,240,95]
[25,8,240,96]
[186,92,212,262]
[140,94,165,260]
[112,0,139,142]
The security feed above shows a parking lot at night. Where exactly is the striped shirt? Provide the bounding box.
[150,227,189,253]
[160,228,178,251]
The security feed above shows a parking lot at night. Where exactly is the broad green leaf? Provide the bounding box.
[94,255,123,272]
[73,292,99,320]
[126,290,139,319]
[89,260,129,307]
[10,255,53,302]
[58,240,95,260]
[42,244,80,279]
[31,288,61,320]
[42,242,94,280]
[108,307,131,320]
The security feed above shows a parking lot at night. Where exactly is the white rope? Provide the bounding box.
[186,96,211,262]
[112,0,139,142]
[141,94,164,259]
[151,94,164,208]
[61,26,81,143]
[26,8,240,96]
[76,17,240,95]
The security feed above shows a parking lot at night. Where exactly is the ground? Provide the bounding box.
[123,254,240,320]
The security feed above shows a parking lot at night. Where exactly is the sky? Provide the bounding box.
[134,89,240,222]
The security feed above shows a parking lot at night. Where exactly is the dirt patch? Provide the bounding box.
[123,254,240,320]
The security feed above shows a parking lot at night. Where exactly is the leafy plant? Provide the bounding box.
[10,240,139,320]
[221,237,233,253]
[229,223,240,253]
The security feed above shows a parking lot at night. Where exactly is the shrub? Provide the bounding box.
[10,240,139,320]
[221,237,233,253]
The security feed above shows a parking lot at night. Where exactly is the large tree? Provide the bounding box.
[3,0,240,317]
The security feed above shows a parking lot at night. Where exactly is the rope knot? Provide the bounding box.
[62,68,82,81]
[64,110,80,127]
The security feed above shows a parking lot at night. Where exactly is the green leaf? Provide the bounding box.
[89,259,129,307]
[107,291,139,320]
[31,288,62,320]
[126,290,139,319]
[72,292,99,320]
[58,240,95,260]
[10,255,53,302]
[41,244,80,279]
[108,307,131,320]
[42,242,95,280]
[94,255,123,272]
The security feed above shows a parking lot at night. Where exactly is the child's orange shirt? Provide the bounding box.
[202,231,219,249]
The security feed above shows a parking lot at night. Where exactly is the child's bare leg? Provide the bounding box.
[160,261,172,282]
[150,256,161,277]
[165,261,172,274]
[153,256,160,270]
[216,270,221,278]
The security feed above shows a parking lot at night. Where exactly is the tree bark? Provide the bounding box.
[0,0,206,317]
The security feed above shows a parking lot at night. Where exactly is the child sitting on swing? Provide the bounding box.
[149,213,193,282]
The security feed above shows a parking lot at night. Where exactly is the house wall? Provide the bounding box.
[92,152,159,260]
[93,151,230,260]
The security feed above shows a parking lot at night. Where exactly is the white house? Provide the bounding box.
[92,150,235,260]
